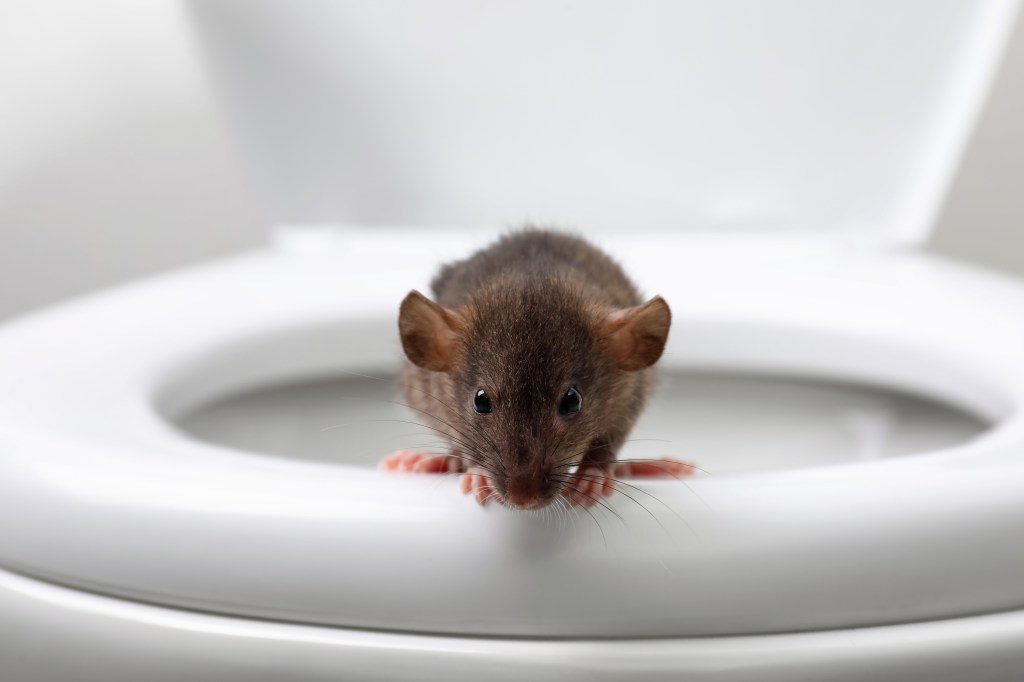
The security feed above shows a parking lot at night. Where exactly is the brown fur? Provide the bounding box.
[398,229,670,506]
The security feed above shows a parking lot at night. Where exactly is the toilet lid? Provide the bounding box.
[191,0,1018,246]
[1,231,1024,637]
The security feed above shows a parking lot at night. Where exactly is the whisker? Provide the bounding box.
[322,416,487,465]
[588,437,676,448]
[547,475,625,522]
[383,399,502,459]
[579,501,608,549]
[573,491,625,523]
[316,375,510,479]
[564,472,698,530]
[550,472,673,536]
[328,368,465,418]
[552,458,714,477]
[318,391,501,461]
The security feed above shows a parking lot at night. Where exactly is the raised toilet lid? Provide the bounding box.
[192,0,1016,247]
[1,231,1024,637]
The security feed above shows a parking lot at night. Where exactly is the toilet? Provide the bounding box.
[3,1,1024,680]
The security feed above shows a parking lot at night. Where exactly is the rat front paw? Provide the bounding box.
[562,466,615,508]
[378,450,464,473]
[459,466,502,506]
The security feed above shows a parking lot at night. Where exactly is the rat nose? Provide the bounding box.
[503,472,547,509]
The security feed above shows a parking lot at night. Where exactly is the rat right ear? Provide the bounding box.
[398,290,465,372]
[598,296,671,371]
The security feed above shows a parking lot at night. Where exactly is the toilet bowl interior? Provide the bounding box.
[164,315,994,476]
[175,369,987,475]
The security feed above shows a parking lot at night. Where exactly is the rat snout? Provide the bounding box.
[502,470,551,510]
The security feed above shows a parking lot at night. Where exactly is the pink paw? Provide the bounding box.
[378,450,463,473]
[459,467,502,506]
[612,458,697,478]
[561,466,615,508]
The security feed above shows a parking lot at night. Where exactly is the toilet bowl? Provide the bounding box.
[2,229,1024,681]
[5,1,1024,678]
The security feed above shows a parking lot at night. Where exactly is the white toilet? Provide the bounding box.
[3,1,1024,680]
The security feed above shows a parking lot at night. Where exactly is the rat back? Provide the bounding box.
[429,229,642,310]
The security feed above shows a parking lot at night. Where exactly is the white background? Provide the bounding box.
[1,0,1022,321]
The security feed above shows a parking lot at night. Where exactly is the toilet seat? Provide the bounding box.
[1,230,1023,638]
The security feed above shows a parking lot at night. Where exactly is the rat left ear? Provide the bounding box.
[398,290,465,372]
[598,296,671,371]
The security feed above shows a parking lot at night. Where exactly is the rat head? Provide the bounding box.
[398,281,670,509]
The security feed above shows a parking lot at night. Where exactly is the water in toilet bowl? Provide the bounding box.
[174,370,988,475]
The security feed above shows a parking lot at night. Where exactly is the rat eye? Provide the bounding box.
[558,386,583,417]
[473,389,492,414]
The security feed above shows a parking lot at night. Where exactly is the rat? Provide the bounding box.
[379,229,694,509]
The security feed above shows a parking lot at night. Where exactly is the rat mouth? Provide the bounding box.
[505,498,545,511]
[500,486,551,510]
[498,470,557,510]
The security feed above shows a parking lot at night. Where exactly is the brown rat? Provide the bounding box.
[380,229,693,509]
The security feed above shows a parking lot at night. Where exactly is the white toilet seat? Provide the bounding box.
[2,231,1024,638]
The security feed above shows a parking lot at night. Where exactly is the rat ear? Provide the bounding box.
[598,296,671,371]
[399,290,465,372]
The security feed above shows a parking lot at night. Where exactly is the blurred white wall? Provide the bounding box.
[0,1,261,320]
[0,1,1022,321]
